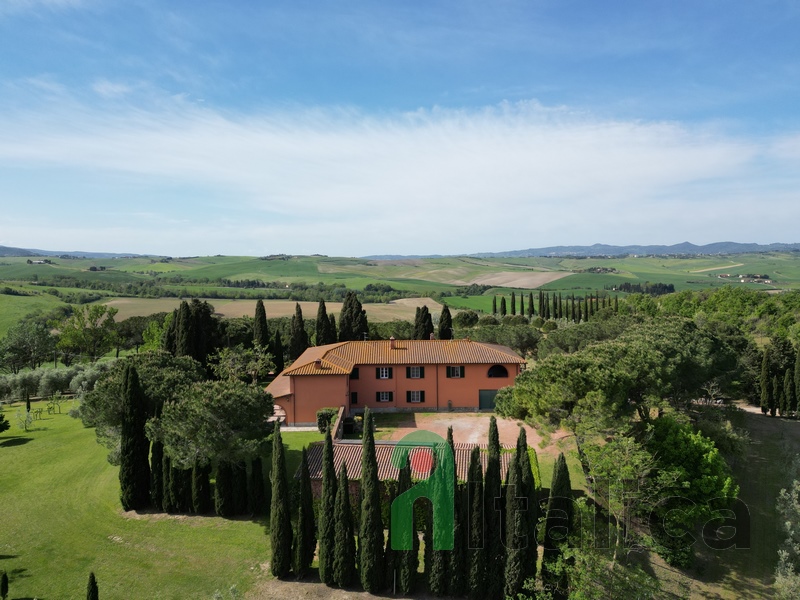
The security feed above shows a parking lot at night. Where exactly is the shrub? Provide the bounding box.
[478,315,499,326]
[542,320,558,332]
[316,407,338,433]
[38,367,81,397]
[453,310,479,328]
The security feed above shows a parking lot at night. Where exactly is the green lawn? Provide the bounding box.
[0,292,66,336]
[0,402,319,599]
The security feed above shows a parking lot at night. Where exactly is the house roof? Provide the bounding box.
[303,441,517,482]
[281,339,525,378]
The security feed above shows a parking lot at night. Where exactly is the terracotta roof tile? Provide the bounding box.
[304,441,515,482]
[282,339,524,378]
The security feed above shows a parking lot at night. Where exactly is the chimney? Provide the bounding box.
[429,332,435,341]
[314,358,322,369]
[389,336,396,349]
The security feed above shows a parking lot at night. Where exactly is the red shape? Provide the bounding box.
[410,448,434,476]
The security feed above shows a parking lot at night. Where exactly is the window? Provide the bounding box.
[377,391,394,403]
[406,366,425,379]
[487,365,509,378]
[446,365,465,379]
[350,368,360,380]
[350,392,358,405]
[376,367,393,379]
[406,390,425,403]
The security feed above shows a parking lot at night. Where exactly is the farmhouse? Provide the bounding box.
[267,338,525,426]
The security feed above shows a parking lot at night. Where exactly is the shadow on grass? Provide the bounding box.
[0,554,19,560]
[0,437,32,448]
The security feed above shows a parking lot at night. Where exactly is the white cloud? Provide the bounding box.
[91,79,133,99]
[0,97,798,255]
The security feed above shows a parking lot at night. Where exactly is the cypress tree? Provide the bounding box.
[446,429,466,598]
[795,346,800,417]
[272,330,285,373]
[254,299,270,348]
[516,428,538,582]
[558,293,563,319]
[233,460,249,515]
[483,417,504,600]
[86,572,99,600]
[576,302,582,323]
[175,301,193,358]
[248,457,265,515]
[316,299,334,346]
[519,294,524,318]
[429,519,447,596]
[543,453,573,592]
[467,446,484,600]
[214,460,234,517]
[384,481,398,593]
[294,448,317,579]
[423,503,434,587]
[544,294,550,320]
[150,440,164,509]
[172,466,192,513]
[162,454,175,513]
[333,463,356,588]
[583,296,589,321]
[783,369,794,418]
[319,426,338,585]
[192,463,212,514]
[438,305,453,340]
[328,313,337,340]
[504,455,525,599]
[492,296,497,315]
[270,424,293,578]
[500,297,507,317]
[119,365,151,511]
[414,306,435,340]
[289,303,309,361]
[772,374,781,417]
[528,292,534,318]
[538,291,544,317]
[510,291,516,316]
[397,458,419,595]
[1,570,8,600]
[163,308,178,354]
[614,295,619,312]
[339,291,368,342]
[359,409,385,592]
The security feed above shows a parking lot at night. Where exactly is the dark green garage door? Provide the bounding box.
[479,390,498,410]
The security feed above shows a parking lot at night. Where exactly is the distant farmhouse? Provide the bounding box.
[267,339,525,426]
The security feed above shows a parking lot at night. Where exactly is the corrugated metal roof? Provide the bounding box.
[303,441,516,482]
[283,339,524,378]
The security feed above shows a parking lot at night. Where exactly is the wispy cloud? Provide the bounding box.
[1,96,798,255]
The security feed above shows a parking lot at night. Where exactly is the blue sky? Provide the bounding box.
[1,0,800,256]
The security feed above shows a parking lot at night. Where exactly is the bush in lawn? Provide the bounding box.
[453,310,479,328]
[478,315,499,326]
[316,407,338,433]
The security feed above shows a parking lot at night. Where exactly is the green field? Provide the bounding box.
[5,252,800,336]
[0,402,321,599]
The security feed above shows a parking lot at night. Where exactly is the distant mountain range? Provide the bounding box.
[0,245,143,259]
[3,241,800,260]
[366,242,800,260]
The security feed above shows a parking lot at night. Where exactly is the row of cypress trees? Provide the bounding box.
[492,290,619,322]
[760,344,800,417]
[267,413,575,599]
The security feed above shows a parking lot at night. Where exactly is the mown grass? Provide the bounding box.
[0,402,319,599]
[0,292,65,336]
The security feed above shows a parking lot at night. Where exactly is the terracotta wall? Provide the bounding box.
[347,362,519,412]
[280,374,348,425]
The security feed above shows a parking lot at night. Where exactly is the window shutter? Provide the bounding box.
[406,367,411,378]
[446,366,452,378]
[376,391,380,402]
[389,392,393,401]
[406,391,411,403]
[419,366,425,378]
[420,391,425,403]
[388,367,393,379]
[376,368,381,379]
[460,366,465,378]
